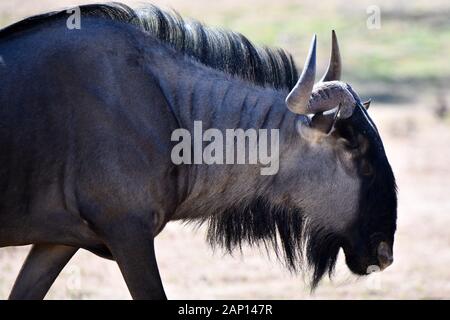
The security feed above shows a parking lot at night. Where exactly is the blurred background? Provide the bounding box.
[0,0,449,299]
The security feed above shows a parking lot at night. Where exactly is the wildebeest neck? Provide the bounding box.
[148,50,301,219]
[150,52,295,133]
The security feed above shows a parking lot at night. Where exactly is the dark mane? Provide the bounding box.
[195,197,341,288]
[0,2,298,90]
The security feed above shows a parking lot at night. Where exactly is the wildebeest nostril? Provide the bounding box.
[377,241,394,270]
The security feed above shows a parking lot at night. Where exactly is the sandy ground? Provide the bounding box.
[0,0,449,300]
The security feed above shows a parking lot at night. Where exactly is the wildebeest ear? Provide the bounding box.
[363,99,371,110]
[310,104,341,134]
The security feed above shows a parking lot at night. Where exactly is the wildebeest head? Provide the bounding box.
[282,31,397,284]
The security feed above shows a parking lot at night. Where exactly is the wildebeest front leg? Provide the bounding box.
[9,244,78,300]
[103,218,167,300]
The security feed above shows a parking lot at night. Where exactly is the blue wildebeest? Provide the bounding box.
[0,3,397,299]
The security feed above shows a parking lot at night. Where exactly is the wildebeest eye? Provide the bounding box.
[346,138,359,150]
[334,124,359,150]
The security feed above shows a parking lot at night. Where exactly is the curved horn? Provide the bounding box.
[286,32,358,118]
[285,35,317,114]
[307,81,357,118]
[320,30,341,82]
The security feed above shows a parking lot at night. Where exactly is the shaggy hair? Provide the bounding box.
[197,197,341,288]
[0,2,299,90]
